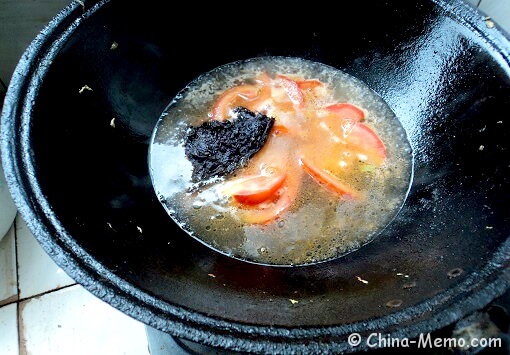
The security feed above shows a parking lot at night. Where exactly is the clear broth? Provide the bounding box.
[150,57,413,266]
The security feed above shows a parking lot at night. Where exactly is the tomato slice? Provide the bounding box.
[296,79,323,91]
[206,75,385,225]
[346,123,387,165]
[326,103,365,122]
[275,75,304,107]
[237,167,302,225]
[211,85,260,121]
[222,173,287,205]
[300,158,359,199]
[234,141,303,224]
[243,84,272,114]
[238,192,293,225]
[254,72,272,86]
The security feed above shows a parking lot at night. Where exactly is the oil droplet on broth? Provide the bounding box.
[150,56,413,266]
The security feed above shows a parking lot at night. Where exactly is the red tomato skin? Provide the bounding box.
[326,103,365,122]
[229,174,287,205]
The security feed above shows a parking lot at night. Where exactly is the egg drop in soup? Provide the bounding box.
[149,57,413,266]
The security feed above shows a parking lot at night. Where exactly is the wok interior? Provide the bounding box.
[19,0,510,332]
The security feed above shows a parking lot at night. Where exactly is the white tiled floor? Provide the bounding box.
[0,1,509,355]
[0,226,17,306]
[20,285,149,355]
[0,303,18,355]
[0,214,150,355]
[15,216,75,299]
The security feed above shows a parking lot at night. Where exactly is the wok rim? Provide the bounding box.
[1,0,510,352]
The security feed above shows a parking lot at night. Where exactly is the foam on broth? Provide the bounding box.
[150,57,413,266]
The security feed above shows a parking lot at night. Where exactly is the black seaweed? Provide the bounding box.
[184,107,275,182]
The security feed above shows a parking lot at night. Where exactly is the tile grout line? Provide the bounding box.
[17,283,78,304]
[14,216,23,355]
[13,214,79,355]
[0,218,80,338]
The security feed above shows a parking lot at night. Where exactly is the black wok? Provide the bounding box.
[1,0,510,353]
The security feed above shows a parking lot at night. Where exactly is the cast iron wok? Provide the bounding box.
[1,0,510,353]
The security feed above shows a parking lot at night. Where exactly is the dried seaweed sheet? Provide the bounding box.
[184,107,275,182]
